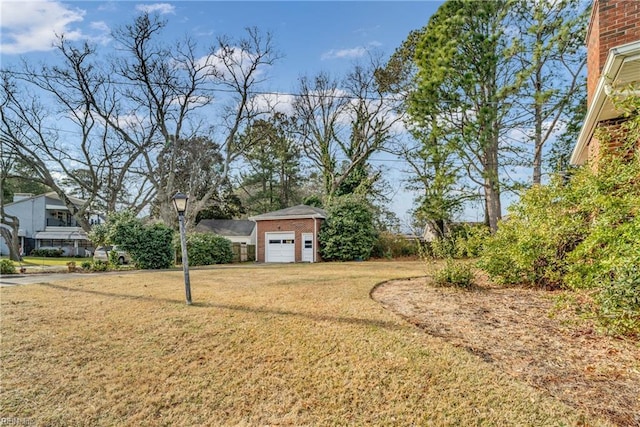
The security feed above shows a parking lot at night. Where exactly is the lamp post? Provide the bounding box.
[172,192,192,305]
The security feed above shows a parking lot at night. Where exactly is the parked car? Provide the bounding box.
[93,246,131,265]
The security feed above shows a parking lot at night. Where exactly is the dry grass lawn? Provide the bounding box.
[1,261,610,426]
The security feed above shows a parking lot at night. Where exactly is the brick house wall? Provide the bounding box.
[255,218,323,263]
[583,0,640,165]
[587,0,640,104]
[587,117,633,163]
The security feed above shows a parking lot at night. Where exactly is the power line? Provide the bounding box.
[3,69,583,107]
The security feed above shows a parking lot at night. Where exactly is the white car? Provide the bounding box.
[93,246,131,265]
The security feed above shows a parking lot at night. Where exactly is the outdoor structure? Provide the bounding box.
[194,219,256,245]
[195,219,257,262]
[570,0,640,165]
[0,192,102,256]
[249,205,326,263]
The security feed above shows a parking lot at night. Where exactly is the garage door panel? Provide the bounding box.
[266,232,295,263]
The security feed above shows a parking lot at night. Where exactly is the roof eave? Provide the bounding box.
[248,214,326,221]
[571,41,640,165]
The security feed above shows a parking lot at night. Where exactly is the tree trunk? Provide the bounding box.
[484,179,501,234]
[532,64,544,185]
[0,213,21,261]
[485,132,502,233]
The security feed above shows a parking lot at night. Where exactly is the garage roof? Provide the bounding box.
[249,204,327,221]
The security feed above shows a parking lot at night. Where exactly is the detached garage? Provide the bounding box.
[250,205,326,263]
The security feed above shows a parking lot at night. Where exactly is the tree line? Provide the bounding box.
[1,0,588,260]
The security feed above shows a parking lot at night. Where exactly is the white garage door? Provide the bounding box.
[266,232,295,263]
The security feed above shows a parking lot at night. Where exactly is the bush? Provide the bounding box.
[109,212,174,270]
[478,180,587,288]
[91,260,109,272]
[453,224,490,258]
[30,248,64,257]
[126,223,174,270]
[1,259,16,274]
[479,154,640,336]
[319,195,378,261]
[422,224,490,260]
[80,260,93,270]
[371,232,420,259]
[185,233,233,266]
[433,260,475,288]
[594,263,640,336]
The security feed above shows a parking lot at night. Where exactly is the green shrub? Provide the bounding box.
[319,195,378,261]
[108,249,120,266]
[91,260,109,272]
[479,153,640,336]
[433,260,475,288]
[371,232,419,259]
[594,263,640,337]
[422,224,490,260]
[109,212,174,270]
[428,237,457,259]
[478,181,587,288]
[185,233,233,266]
[1,259,17,274]
[453,224,490,258]
[30,248,64,257]
[80,260,93,270]
[127,223,174,270]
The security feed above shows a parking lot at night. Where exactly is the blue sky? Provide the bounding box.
[1,1,447,226]
[1,1,442,91]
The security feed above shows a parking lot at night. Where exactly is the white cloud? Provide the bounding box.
[0,1,86,54]
[252,93,296,116]
[321,47,367,61]
[90,21,110,33]
[135,3,175,15]
[97,2,118,12]
[195,47,265,81]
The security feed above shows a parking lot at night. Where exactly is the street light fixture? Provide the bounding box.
[172,192,192,305]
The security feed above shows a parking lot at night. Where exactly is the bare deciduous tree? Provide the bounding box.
[294,53,402,200]
[1,13,280,230]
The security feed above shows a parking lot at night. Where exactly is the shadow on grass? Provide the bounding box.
[37,282,405,332]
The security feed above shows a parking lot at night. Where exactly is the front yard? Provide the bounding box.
[0,261,617,425]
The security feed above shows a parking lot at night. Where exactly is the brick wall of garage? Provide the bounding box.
[255,218,324,262]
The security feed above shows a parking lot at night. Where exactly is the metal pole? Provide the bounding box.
[178,213,192,305]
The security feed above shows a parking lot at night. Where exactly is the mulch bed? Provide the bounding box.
[372,276,640,427]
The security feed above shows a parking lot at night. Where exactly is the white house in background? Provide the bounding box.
[194,219,257,245]
[0,192,102,257]
[194,219,257,262]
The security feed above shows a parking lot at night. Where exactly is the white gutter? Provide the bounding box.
[604,83,640,98]
[570,41,640,165]
[248,214,326,221]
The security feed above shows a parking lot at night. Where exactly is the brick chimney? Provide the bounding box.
[586,0,640,106]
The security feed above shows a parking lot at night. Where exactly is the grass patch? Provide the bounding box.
[0,261,604,425]
[14,256,92,266]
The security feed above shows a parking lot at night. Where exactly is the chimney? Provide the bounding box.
[586,0,640,106]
